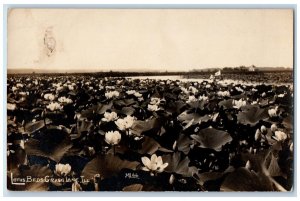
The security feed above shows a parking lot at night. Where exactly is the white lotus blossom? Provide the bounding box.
[141,154,168,175]
[115,115,135,131]
[260,125,267,135]
[105,131,121,145]
[58,96,73,104]
[106,86,115,90]
[186,95,197,103]
[205,84,211,89]
[235,86,244,92]
[150,97,161,105]
[271,124,277,132]
[232,99,246,109]
[105,91,120,99]
[278,93,285,98]
[44,93,55,101]
[254,129,261,141]
[188,86,198,94]
[290,142,293,152]
[68,85,74,91]
[12,86,18,92]
[16,83,23,88]
[169,174,175,185]
[19,92,29,96]
[180,87,189,94]
[217,91,230,97]
[261,92,266,97]
[134,92,143,98]
[199,94,208,102]
[147,104,160,112]
[126,90,136,95]
[268,106,279,117]
[273,131,287,141]
[56,86,64,92]
[55,163,71,176]
[102,111,118,122]
[46,102,63,111]
[7,103,17,111]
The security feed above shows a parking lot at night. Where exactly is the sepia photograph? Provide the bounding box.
[6,8,294,192]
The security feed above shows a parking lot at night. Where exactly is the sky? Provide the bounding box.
[7,9,293,71]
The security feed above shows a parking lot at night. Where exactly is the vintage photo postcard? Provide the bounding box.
[6,8,294,192]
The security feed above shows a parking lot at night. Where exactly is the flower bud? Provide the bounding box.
[271,124,277,132]
[169,174,175,185]
[260,125,267,135]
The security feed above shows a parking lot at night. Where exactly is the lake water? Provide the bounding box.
[126,75,293,88]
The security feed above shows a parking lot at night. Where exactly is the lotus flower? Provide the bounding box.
[12,86,18,92]
[126,90,136,95]
[260,125,267,135]
[105,91,120,99]
[134,92,143,98]
[46,102,63,111]
[58,96,73,104]
[217,91,230,97]
[199,94,208,101]
[271,124,277,132]
[55,163,71,176]
[102,111,118,122]
[273,131,287,141]
[232,99,246,109]
[150,97,161,105]
[147,104,160,112]
[254,129,261,141]
[141,154,168,175]
[188,86,198,94]
[268,106,278,117]
[44,93,55,101]
[16,83,23,88]
[180,87,189,95]
[115,115,135,131]
[235,86,244,92]
[105,131,121,145]
[7,103,16,111]
[187,95,197,103]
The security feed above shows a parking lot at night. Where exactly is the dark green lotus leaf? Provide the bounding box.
[196,171,225,186]
[177,134,192,155]
[81,154,139,179]
[7,148,27,171]
[138,136,161,155]
[130,118,160,136]
[187,100,205,110]
[80,102,113,118]
[177,111,202,125]
[25,120,46,134]
[162,152,198,177]
[114,99,137,107]
[122,184,143,191]
[76,119,93,139]
[25,128,72,162]
[118,106,135,116]
[220,167,274,191]
[237,105,269,126]
[191,127,232,151]
[166,100,186,114]
[218,99,233,109]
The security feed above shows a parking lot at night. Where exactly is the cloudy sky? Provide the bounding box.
[8,9,293,71]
